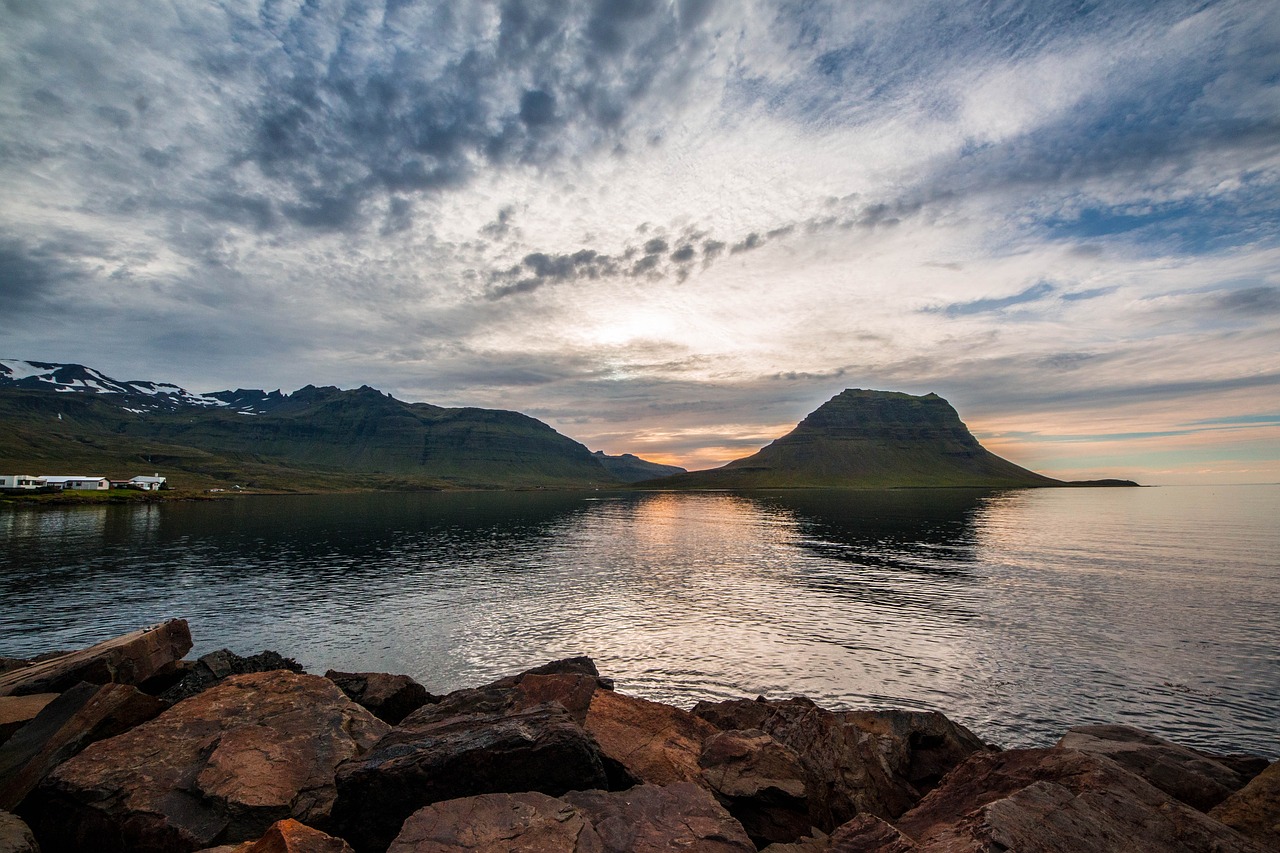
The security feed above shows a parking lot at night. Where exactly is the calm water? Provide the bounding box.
[1,486,1276,757]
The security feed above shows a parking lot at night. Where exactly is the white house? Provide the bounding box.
[40,476,111,491]
[0,475,46,490]
[129,475,168,491]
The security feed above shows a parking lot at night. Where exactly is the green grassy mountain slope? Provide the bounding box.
[642,389,1061,489]
[0,384,615,490]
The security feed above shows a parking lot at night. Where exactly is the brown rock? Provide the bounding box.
[331,702,608,853]
[389,792,602,852]
[840,710,989,795]
[235,818,354,853]
[1056,724,1255,811]
[694,697,987,830]
[325,671,434,726]
[0,809,39,853]
[23,671,388,853]
[585,689,720,787]
[0,695,56,747]
[0,620,192,697]
[827,815,916,852]
[1210,759,1280,849]
[0,681,166,810]
[564,782,757,853]
[759,829,830,853]
[700,728,812,846]
[0,662,28,678]
[884,747,1269,853]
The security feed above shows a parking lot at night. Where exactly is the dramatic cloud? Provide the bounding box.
[1,0,1277,482]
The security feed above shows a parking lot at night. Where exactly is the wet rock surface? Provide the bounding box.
[23,671,387,853]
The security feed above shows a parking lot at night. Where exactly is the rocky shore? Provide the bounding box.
[0,620,1274,853]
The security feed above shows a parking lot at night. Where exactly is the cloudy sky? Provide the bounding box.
[2,0,1277,483]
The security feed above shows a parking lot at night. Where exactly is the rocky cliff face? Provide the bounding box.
[647,389,1060,489]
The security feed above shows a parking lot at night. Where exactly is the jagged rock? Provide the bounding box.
[0,681,165,810]
[160,649,304,705]
[202,818,354,853]
[699,728,812,846]
[826,815,915,852]
[0,620,192,697]
[1055,724,1258,811]
[0,695,56,747]
[585,688,720,787]
[879,747,1269,853]
[324,671,435,726]
[388,791,599,852]
[759,829,830,853]
[332,701,608,853]
[0,662,28,678]
[1210,760,1280,849]
[0,809,38,853]
[693,697,987,831]
[840,710,990,795]
[563,782,757,852]
[23,671,387,853]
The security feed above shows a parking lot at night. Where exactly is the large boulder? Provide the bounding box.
[694,697,988,830]
[331,701,609,853]
[0,810,38,853]
[1209,760,1280,849]
[324,671,435,726]
[388,792,599,852]
[868,747,1271,853]
[699,728,812,846]
[563,782,757,853]
[159,649,304,705]
[0,681,166,810]
[584,688,720,787]
[1056,724,1258,811]
[0,620,192,697]
[22,671,388,853]
[206,818,356,853]
[0,695,56,747]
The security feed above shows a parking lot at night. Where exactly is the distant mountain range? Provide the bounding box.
[0,360,683,490]
[1,360,1127,491]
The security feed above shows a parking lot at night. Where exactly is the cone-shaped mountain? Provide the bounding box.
[644,389,1060,489]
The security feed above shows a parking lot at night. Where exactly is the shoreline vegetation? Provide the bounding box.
[0,621,1273,852]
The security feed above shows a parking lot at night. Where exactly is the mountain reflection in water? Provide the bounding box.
[1,486,1276,757]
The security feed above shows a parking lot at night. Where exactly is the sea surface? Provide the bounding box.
[2,485,1277,757]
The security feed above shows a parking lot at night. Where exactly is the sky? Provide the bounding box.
[1,0,1278,484]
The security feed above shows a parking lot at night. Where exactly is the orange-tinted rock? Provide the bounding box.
[332,702,608,853]
[699,728,812,846]
[1056,724,1256,811]
[389,792,601,852]
[563,782,756,853]
[840,710,989,796]
[324,671,434,726]
[1210,760,1280,849]
[585,688,720,787]
[233,818,354,853]
[0,681,165,810]
[0,695,56,747]
[827,814,915,852]
[23,671,388,853]
[884,748,1269,853]
[0,620,192,697]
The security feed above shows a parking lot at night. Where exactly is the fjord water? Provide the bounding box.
[2,486,1276,756]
